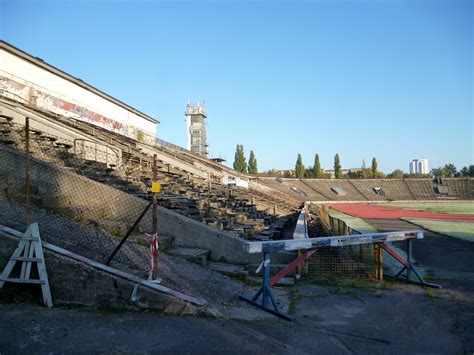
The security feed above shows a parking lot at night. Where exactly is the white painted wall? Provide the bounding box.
[0,49,157,143]
[222,174,249,188]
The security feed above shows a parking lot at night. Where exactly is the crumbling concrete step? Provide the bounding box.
[209,262,249,278]
[167,247,210,266]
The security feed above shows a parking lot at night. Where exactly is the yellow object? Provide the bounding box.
[151,182,161,193]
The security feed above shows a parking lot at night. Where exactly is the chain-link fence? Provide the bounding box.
[1,114,375,283]
[306,245,377,279]
[304,204,380,279]
[0,116,155,278]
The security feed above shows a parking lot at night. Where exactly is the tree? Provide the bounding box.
[248,150,258,175]
[334,154,342,179]
[387,169,404,179]
[347,170,363,179]
[313,154,321,178]
[371,157,378,178]
[431,163,457,178]
[460,165,474,177]
[233,144,247,173]
[444,164,457,177]
[295,154,305,178]
[305,167,315,178]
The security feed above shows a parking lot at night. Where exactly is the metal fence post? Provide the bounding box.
[24,116,31,225]
[406,239,413,281]
[151,154,158,280]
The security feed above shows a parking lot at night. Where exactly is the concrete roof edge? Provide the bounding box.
[0,40,160,125]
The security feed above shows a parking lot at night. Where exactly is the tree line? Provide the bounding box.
[232,145,474,179]
[431,164,474,178]
[293,153,380,179]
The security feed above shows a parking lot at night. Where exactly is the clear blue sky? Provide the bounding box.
[1,0,472,173]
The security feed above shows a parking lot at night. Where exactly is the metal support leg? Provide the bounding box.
[406,239,412,282]
[240,252,295,321]
[381,242,441,288]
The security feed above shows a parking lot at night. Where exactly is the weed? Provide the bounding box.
[226,275,261,287]
[425,288,438,299]
[288,288,299,315]
[301,276,391,290]
[110,229,122,237]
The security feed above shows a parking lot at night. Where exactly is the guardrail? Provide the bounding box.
[240,229,439,321]
[73,138,120,167]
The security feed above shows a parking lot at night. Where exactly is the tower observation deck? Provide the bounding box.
[185,101,208,157]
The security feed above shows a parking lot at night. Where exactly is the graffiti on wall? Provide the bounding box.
[0,76,27,101]
[0,75,154,144]
[35,90,128,136]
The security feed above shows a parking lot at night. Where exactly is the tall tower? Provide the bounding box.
[185,100,208,156]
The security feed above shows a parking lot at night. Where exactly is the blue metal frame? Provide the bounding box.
[239,251,294,321]
[383,239,441,289]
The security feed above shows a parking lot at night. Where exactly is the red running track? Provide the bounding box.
[327,203,474,222]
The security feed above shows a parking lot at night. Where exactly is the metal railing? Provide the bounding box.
[73,138,120,167]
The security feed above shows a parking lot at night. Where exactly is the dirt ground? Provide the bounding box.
[0,212,472,353]
[367,218,474,353]
[0,280,469,354]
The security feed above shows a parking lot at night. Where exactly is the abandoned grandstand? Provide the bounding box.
[0,40,472,315]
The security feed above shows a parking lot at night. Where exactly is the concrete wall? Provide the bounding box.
[0,48,156,143]
[0,145,262,265]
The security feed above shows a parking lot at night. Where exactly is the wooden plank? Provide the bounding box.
[24,234,36,280]
[0,225,206,307]
[270,248,317,287]
[10,257,43,262]
[244,230,423,254]
[0,223,53,307]
[0,237,27,289]
[31,223,53,308]
[380,242,409,267]
[0,278,45,284]
[20,231,31,281]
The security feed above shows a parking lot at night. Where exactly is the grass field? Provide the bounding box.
[381,202,474,215]
[328,209,377,234]
[402,218,474,242]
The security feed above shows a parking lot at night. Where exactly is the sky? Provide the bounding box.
[1,0,472,173]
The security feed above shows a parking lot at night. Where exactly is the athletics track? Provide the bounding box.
[326,203,474,222]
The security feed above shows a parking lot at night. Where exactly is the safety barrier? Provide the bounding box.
[240,230,440,321]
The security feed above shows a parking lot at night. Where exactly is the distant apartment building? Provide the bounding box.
[409,158,429,174]
[185,101,208,156]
